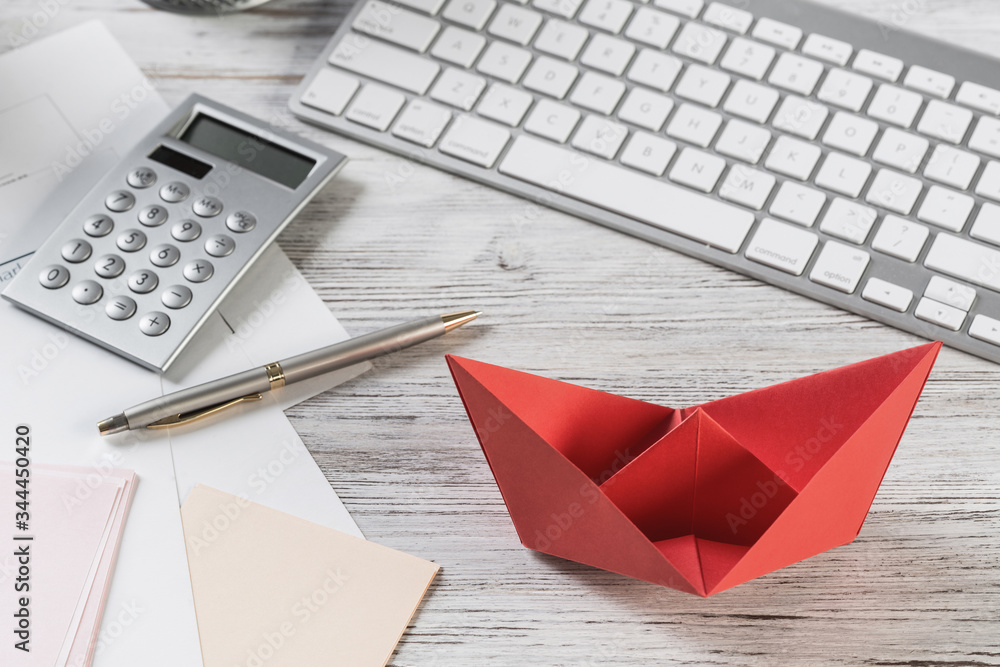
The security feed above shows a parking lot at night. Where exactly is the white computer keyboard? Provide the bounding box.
[291,0,1000,364]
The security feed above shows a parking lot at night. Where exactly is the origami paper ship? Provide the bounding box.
[447,343,941,597]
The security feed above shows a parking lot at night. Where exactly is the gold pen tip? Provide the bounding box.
[441,310,481,332]
[98,414,129,436]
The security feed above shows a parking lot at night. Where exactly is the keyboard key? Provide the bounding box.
[61,239,92,263]
[84,214,114,237]
[970,315,1000,347]
[801,33,851,66]
[391,99,452,147]
[580,33,635,76]
[768,52,824,96]
[488,3,543,45]
[702,2,752,34]
[871,215,929,262]
[865,168,922,216]
[39,264,70,289]
[129,268,159,293]
[161,285,193,310]
[430,26,487,67]
[764,135,821,181]
[477,83,533,126]
[396,0,445,13]
[672,22,728,65]
[809,241,870,293]
[852,49,903,82]
[523,99,581,142]
[571,115,629,158]
[626,49,682,92]
[620,132,677,176]
[925,276,977,311]
[430,67,487,110]
[872,127,928,173]
[578,0,633,34]
[183,261,213,283]
[443,0,496,29]
[150,243,182,266]
[666,103,722,147]
[653,0,702,19]
[345,83,406,131]
[771,95,827,139]
[924,145,980,190]
[522,56,579,98]
[617,87,673,131]
[106,190,135,212]
[975,160,1000,202]
[624,7,679,49]
[971,203,1000,246]
[301,68,360,116]
[969,117,1000,159]
[723,80,779,124]
[745,218,818,275]
[476,41,533,82]
[203,235,234,258]
[866,85,922,128]
[814,152,871,197]
[569,71,626,114]
[498,135,756,252]
[669,148,726,192]
[917,100,973,144]
[915,297,966,331]
[139,311,170,337]
[821,112,879,156]
[862,277,913,312]
[817,69,873,112]
[956,81,1000,116]
[714,119,770,164]
[719,37,775,81]
[330,36,440,95]
[533,19,589,60]
[532,0,584,19]
[439,114,511,167]
[752,17,802,50]
[674,64,730,107]
[719,166,775,209]
[769,182,825,227]
[353,1,440,52]
[904,65,954,99]
[924,234,1000,293]
[819,198,877,244]
[105,295,137,321]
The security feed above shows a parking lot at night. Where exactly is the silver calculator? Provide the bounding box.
[2,94,347,372]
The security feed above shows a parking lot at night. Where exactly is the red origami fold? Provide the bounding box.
[447,342,941,597]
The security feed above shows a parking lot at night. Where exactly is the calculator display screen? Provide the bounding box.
[179,114,316,188]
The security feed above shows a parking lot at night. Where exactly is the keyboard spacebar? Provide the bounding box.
[498,136,755,253]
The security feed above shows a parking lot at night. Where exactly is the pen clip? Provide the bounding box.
[145,393,264,429]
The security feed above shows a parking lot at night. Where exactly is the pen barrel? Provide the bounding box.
[281,315,446,384]
[125,367,272,428]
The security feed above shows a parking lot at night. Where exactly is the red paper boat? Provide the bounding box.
[447,343,941,597]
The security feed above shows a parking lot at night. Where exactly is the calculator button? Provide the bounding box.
[105,191,136,212]
[183,260,214,283]
[160,182,190,203]
[193,196,223,218]
[105,295,137,321]
[84,215,114,237]
[171,220,202,242]
[138,205,168,227]
[72,280,103,305]
[226,211,257,233]
[94,254,126,279]
[61,239,93,263]
[39,265,70,289]
[161,285,193,309]
[139,311,170,336]
[116,229,148,252]
[205,234,235,257]
[128,269,159,294]
[150,244,181,267]
[127,167,157,189]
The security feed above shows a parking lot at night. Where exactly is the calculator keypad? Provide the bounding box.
[171,220,201,242]
[139,311,170,336]
[117,230,147,252]
[129,269,159,294]
[183,260,213,283]
[61,240,92,263]
[193,196,223,218]
[94,254,126,279]
[39,265,70,289]
[73,281,103,305]
[127,168,157,189]
[84,215,114,237]
[106,191,135,212]
[160,182,190,202]
[161,285,193,309]
[138,205,168,227]
[150,244,181,267]
[106,295,137,320]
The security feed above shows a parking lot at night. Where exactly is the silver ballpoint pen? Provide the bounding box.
[98,310,480,435]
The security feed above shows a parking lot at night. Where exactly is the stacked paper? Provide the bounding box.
[0,463,136,665]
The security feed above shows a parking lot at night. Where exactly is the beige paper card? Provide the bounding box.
[181,485,439,667]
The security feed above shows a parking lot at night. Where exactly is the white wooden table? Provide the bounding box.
[3,0,999,663]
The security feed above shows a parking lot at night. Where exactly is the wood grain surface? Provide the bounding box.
[2,0,998,664]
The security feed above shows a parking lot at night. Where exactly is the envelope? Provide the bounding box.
[446,342,941,597]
